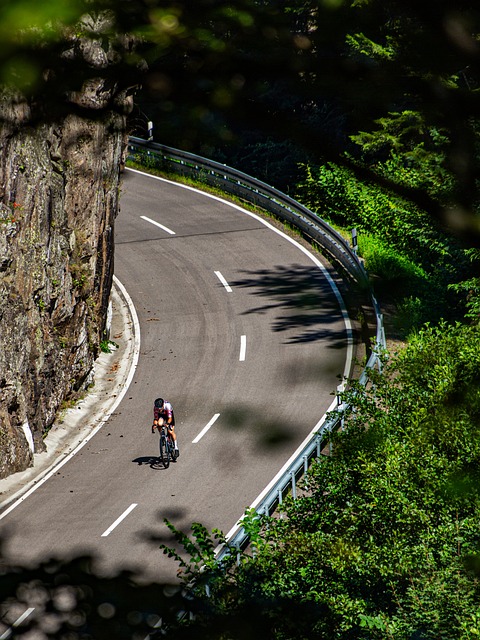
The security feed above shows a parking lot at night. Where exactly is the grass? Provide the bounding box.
[126,155,434,340]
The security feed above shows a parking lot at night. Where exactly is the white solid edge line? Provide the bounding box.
[126,167,355,544]
[140,215,176,235]
[13,608,35,627]
[101,503,138,537]
[222,396,339,545]
[0,275,141,522]
[141,617,162,640]
[214,270,232,293]
[239,335,247,362]
[126,167,353,381]
[192,414,220,444]
[0,607,35,639]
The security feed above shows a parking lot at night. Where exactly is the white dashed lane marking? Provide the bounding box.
[214,271,232,292]
[140,216,176,235]
[192,414,220,444]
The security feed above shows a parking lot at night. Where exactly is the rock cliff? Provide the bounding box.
[0,12,138,478]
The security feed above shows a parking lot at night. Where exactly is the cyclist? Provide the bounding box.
[152,397,179,458]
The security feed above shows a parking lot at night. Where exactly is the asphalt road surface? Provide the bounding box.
[0,168,353,585]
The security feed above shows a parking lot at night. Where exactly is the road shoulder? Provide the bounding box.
[0,279,138,511]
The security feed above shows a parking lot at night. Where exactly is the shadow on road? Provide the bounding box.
[132,455,173,470]
[230,263,346,347]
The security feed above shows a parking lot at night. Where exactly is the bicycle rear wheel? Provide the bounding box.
[159,435,170,469]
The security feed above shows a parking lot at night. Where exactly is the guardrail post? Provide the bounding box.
[351,228,358,255]
[127,138,388,562]
[379,314,385,372]
[334,382,346,453]
[290,470,297,500]
[302,454,309,489]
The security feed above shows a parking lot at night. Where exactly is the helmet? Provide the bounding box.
[154,398,164,409]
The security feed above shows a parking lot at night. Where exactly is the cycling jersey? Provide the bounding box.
[154,399,174,424]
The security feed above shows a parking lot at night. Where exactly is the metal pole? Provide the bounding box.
[290,470,297,500]
[351,227,358,255]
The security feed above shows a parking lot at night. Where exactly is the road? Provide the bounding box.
[0,168,352,584]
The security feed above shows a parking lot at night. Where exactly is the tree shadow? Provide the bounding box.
[136,509,192,552]
[0,541,186,640]
[230,264,347,347]
[218,405,294,449]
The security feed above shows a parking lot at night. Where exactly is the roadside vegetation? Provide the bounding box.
[160,322,480,639]
[131,2,480,638]
[1,1,479,638]
[126,137,480,640]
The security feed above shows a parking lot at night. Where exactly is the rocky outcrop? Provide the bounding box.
[0,13,138,477]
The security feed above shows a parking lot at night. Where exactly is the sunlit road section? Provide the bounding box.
[0,168,354,583]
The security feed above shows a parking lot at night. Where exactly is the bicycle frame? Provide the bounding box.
[160,425,174,449]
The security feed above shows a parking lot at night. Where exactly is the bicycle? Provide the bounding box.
[158,423,176,468]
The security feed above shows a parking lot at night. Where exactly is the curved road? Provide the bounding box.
[0,168,353,584]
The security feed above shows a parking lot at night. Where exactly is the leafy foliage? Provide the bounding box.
[350,112,455,199]
[294,107,479,329]
[1,1,480,638]
[163,322,480,639]
[295,162,469,290]
[448,249,480,323]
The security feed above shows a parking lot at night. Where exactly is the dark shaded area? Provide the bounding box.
[231,264,346,347]
[132,455,167,470]
[0,542,186,639]
[132,1,480,247]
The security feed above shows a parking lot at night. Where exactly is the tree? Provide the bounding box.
[285,1,480,330]
[161,322,480,639]
[1,1,480,636]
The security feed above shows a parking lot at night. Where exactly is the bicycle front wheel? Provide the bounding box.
[159,435,170,469]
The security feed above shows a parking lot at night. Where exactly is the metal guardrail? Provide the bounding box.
[221,299,385,560]
[126,136,386,560]
[128,137,370,288]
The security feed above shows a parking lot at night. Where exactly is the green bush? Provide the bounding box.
[295,162,465,276]
[359,234,427,290]
[164,323,480,639]
[358,234,433,334]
